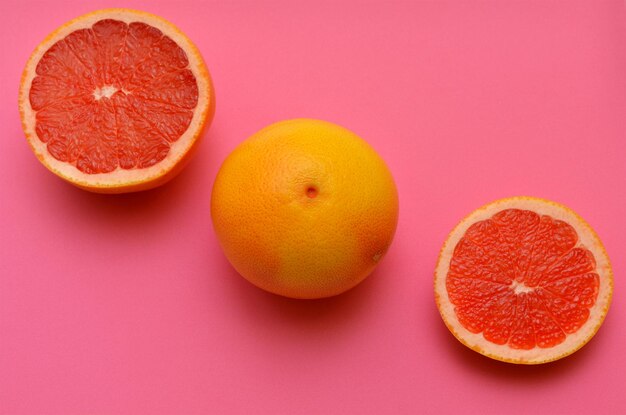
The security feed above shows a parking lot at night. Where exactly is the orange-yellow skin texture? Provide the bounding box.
[211,119,399,299]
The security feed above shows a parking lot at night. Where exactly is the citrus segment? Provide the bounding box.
[435,197,613,364]
[19,9,214,192]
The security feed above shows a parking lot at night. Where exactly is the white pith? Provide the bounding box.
[434,197,613,364]
[19,9,211,189]
[93,85,118,100]
[510,280,533,294]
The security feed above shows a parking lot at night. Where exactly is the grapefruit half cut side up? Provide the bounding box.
[434,197,613,364]
[18,9,215,193]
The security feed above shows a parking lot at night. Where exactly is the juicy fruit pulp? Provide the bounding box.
[30,19,198,174]
[435,197,613,364]
[448,209,599,350]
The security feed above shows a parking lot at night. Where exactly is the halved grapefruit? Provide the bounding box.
[18,9,215,193]
[434,197,613,364]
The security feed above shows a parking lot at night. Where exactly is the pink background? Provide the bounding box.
[1,1,625,414]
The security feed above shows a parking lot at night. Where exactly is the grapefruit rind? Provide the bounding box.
[18,8,215,193]
[434,196,613,364]
[211,119,399,299]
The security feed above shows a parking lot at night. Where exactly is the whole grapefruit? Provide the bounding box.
[211,119,399,299]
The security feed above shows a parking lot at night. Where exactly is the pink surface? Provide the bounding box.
[1,1,625,414]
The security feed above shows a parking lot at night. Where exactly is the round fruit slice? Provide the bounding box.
[434,197,613,364]
[18,9,215,193]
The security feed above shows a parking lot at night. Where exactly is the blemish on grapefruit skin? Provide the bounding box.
[306,186,318,198]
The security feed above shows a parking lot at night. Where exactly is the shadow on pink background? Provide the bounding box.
[1,1,625,414]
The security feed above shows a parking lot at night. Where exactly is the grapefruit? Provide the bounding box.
[18,9,215,193]
[435,197,613,364]
[211,119,399,299]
